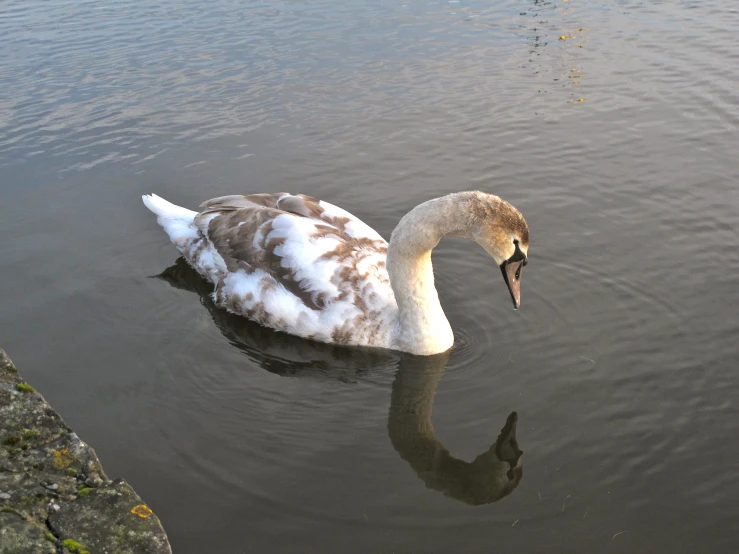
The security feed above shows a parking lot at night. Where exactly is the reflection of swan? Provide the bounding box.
[389,353,523,505]
[143,191,529,355]
[157,259,523,504]
[155,258,394,379]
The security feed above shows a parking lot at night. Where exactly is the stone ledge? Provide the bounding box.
[0,349,171,554]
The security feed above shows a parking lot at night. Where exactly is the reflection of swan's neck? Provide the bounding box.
[388,354,447,451]
[388,353,523,505]
[387,194,480,355]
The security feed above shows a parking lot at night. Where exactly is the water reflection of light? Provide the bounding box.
[558,0,588,103]
[518,0,590,104]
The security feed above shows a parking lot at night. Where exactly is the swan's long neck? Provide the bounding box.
[387,193,479,355]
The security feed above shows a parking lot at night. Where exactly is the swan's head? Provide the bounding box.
[471,195,529,310]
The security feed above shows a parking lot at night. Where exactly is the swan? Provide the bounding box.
[142,191,529,355]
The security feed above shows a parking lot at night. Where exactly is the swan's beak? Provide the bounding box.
[500,259,524,310]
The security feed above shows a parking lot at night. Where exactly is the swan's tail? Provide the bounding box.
[142,193,199,249]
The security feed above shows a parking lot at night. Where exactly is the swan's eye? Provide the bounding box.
[509,239,526,264]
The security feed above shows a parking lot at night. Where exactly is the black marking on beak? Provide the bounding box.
[500,240,527,309]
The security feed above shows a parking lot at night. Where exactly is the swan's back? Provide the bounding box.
[144,192,398,348]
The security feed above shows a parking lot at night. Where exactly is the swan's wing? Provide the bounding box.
[193,193,396,345]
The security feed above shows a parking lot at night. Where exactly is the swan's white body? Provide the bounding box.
[143,191,528,355]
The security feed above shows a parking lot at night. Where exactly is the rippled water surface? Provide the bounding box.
[2,0,738,552]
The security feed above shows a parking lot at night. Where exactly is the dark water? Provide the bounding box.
[2,0,738,552]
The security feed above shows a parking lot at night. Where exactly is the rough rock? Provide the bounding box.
[0,349,171,554]
[48,480,171,554]
[0,511,55,554]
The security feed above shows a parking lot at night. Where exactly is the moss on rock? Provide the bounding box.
[15,382,35,393]
[2,435,20,446]
[22,429,41,440]
[61,538,90,553]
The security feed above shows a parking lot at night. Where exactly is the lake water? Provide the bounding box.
[2,0,738,552]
